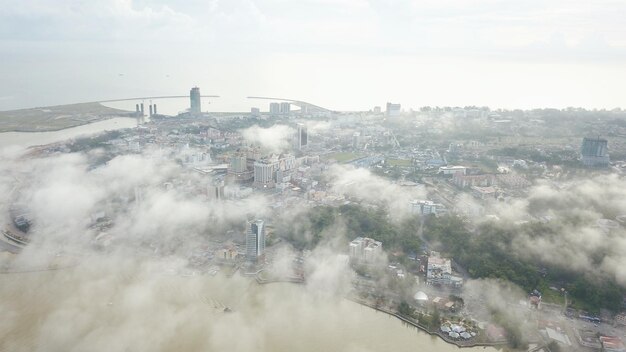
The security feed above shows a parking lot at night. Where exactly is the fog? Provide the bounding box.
[460,173,626,286]
[240,125,296,154]
[0,146,458,352]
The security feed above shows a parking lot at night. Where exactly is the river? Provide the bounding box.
[0,117,137,150]
[0,264,498,352]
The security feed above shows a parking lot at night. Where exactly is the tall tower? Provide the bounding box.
[246,219,265,262]
[297,123,308,150]
[190,87,201,114]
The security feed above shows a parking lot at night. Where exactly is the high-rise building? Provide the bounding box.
[227,153,253,183]
[190,87,201,114]
[246,219,265,262]
[280,102,291,114]
[207,180,225,201]
[253,160,276,188]
[229,154,248,173]
[386,102,401,117]
[251,107,261,118]
[295,123,308,150]
[269,102,280,114]
[581,137,609,167]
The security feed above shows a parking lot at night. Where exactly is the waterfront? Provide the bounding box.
[0,263,498,352]
[0,117,137,150]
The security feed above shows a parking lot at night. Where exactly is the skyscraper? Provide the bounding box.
[190,87,201,114]
[581,137,609,167]
[280,102,290,114]
[295,123,308,150]
[246,219,265,262]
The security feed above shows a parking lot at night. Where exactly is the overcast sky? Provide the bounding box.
[1,0,625,111]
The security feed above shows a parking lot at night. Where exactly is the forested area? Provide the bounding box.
[423,215,624,313]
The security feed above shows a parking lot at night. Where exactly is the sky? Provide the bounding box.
[1,0,626,111]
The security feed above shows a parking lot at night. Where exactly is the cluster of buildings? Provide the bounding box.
[269,102,291,115]
[349,237,383,263]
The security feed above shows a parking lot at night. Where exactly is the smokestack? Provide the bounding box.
[140,103,145,116]
[153,104,157,115]
[149,105,153,117]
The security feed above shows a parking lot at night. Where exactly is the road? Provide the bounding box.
[0,235,21,254]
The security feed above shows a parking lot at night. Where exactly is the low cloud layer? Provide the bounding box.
[465,174,626,286]
[327,164,427,219]
[240,125,295,154]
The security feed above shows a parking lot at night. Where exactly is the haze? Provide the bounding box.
[2,0,626,111]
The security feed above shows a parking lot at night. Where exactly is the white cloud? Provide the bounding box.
[240,124,295,153]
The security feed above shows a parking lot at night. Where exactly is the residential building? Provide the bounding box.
[217,246,238,260]
[253,160,276,188]
[190,87,201,114]
[426,252,463,287]
[600,336,626,352]
[229,154,248,173]
[615,313,626,326]
[581,137,610,167]
[386,102,401,117]
[269,102,280,114]
[439,165,467,175]
[409,200,446,215]
[452,173,495,188]
[349,237,382,263]
[471,186,497,200]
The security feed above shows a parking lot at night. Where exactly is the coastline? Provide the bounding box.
[0,115,136,133]
[347,297,509,349]
[0,102,133,133]
[252,277,507,350]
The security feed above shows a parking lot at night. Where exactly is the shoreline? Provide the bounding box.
[347,297,509,350]
[0,115,137,134]
[252,278,509,350]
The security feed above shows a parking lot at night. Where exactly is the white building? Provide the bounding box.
[386,102,401,117]
[253,160,276,188]
[438,165,467,175]
[426,252,462,287]
[246,219,265,262]
[349,237,383,263]
[409,200,446,215]
[280,102,291,114]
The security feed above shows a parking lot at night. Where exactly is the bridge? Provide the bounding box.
[95,95,220,103]
[247,96,331,113]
